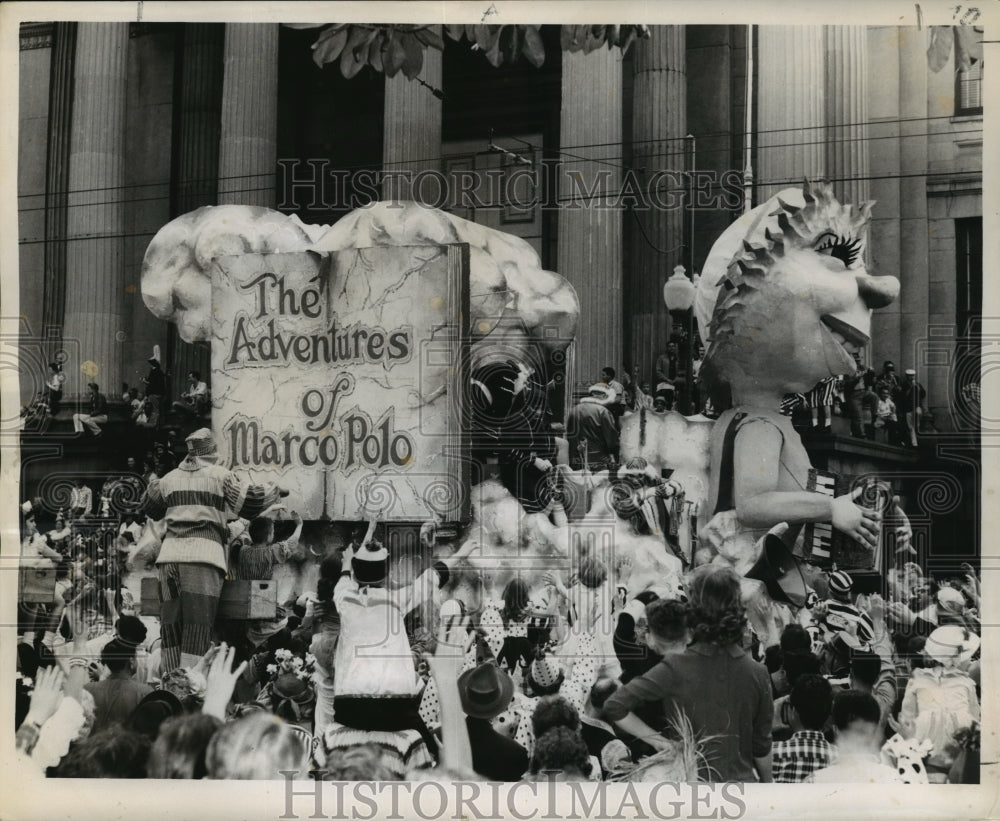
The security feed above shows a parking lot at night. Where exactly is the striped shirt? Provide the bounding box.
[235,538,298,581]
[823,600,875,644]
[319,724,433,778]
[142,459,279,573]
[236,536,300,647]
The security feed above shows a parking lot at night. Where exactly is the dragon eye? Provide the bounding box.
[814,232,862,268]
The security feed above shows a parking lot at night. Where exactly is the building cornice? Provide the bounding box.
[927,171,982,198]
[20,22,53,50]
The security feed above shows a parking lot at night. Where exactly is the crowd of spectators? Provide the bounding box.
[15,471,981,784]
[19,350,210,438]
[609,350,935,446]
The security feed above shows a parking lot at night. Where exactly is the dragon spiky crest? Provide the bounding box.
[703,179,872,373]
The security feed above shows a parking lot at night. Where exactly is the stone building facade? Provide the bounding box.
[17,22,983,429]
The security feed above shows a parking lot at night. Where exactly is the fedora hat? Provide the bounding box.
[745,530,810,608]
[458,661,514,720]
[127,689,184,739]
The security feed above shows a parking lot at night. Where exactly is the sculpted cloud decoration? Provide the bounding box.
[140,202,579,356]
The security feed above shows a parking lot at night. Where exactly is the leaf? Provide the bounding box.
[344,25,377,58]
[522,24,545,67]
[618,27,638,56]
[445,24,466,41]
[474,24,501,52]
[464,24,477,41]
[399,32,424,79]
[501,25,521,66]
[312,27,349,68]
[368,31,385,72]
[484,28,503,67]
[285,23,329,30]
[383,31,407,77]
[413,26,444,51]
[583,25,606,53]
[561,24,589,52]
[341,27,376,79]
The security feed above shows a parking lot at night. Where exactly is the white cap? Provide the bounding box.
[587,384,615,403]
[924,624,979,664]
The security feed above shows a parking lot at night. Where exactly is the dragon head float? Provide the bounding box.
[695,180,900,404]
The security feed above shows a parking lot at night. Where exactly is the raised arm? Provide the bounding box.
[426,609,475,773]
[272,510,305,561]
[62,595,93,704]
[733,422,880,548]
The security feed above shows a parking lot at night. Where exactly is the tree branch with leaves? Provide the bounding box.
[289,22,649,80]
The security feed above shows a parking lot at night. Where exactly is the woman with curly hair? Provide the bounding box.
[526,726,594,782]
[603,565,774,782]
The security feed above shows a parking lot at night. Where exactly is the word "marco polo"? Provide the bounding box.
[225,272,413,367]
[225,379,415,470]
[226,412,414,471]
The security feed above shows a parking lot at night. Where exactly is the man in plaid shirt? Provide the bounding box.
[772,673,836,782]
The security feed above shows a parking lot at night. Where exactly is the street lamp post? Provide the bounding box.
[663,264,698,414]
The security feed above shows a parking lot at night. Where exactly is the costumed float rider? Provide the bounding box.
[469,358,556,509]
[694,182,901,606]
[332,520,481,757]
[140,428,288,673]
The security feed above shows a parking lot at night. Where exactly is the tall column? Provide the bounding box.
[171,23,225,395]
[217,24,278,206]
[382,38,442,202]
[42,23,76,345]
[62,23,129,395]
[866,26,902,368]
[756,25,825,200]
[825,26,870,210]
[558,49,623,392]
[630,26,685,386]
[897,27,930,372]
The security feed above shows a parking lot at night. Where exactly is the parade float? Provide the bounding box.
[137,180,902,641]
